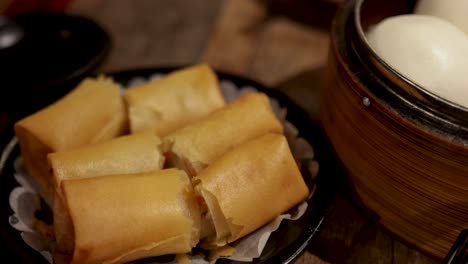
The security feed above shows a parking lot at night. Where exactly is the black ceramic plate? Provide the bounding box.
[0,68,339,263]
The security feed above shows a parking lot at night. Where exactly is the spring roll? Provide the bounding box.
[193,133,309,248]
[48,131,164,191]
[163,92,283,177]
[14,77,127,201]
[124,64,225,136]
[53,169,201,264]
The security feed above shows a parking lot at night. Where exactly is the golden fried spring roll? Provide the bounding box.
[124,64,225,136]
[193,133,309,248]
[14,77,127,201]
[48,131,164,191]
[163,92,283,177]
[53,169,201,264]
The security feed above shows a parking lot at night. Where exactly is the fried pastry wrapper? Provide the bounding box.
[193,133,309,248]
[14,77,127,201]
[53,169,201,264]
[48,131,164,191]
[164,92,283,177]
[124,64,225,136]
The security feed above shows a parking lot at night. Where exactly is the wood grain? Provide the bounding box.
[200,0,266,76]
[69,0,224,71]
[305,194,438,264]
[249,17,329,86]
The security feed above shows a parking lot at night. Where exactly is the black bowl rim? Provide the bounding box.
[0,13,111,114]
[9,13,112,90]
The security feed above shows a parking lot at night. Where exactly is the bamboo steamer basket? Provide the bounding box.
[320,0,468,260]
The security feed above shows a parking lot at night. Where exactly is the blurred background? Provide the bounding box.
[2,0,336,82]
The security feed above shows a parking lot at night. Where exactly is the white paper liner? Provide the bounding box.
[8,74,318,264]
[216,201,308,263]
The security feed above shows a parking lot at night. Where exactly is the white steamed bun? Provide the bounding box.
[415,0,468,36]
[366,15,468,107]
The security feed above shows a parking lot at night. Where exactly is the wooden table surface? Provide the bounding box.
[4,0,442,263]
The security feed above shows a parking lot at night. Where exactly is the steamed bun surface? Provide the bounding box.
[415,0,468,36]
[366,15,468,107]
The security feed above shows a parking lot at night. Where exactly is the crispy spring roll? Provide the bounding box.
[53,169,201,264]
[14,77,127,201]
[124,64,225,136]
[163,92,283,177]
[193,133,309,248]
[48,131,164,191]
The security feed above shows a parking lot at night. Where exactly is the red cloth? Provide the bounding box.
[3,0,73,15]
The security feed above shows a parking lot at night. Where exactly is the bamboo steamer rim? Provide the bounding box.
[333,0,468,147]
[352,0,468,128]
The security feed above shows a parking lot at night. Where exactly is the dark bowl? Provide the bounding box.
[0,13,111,117]
[320,0,468,260]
